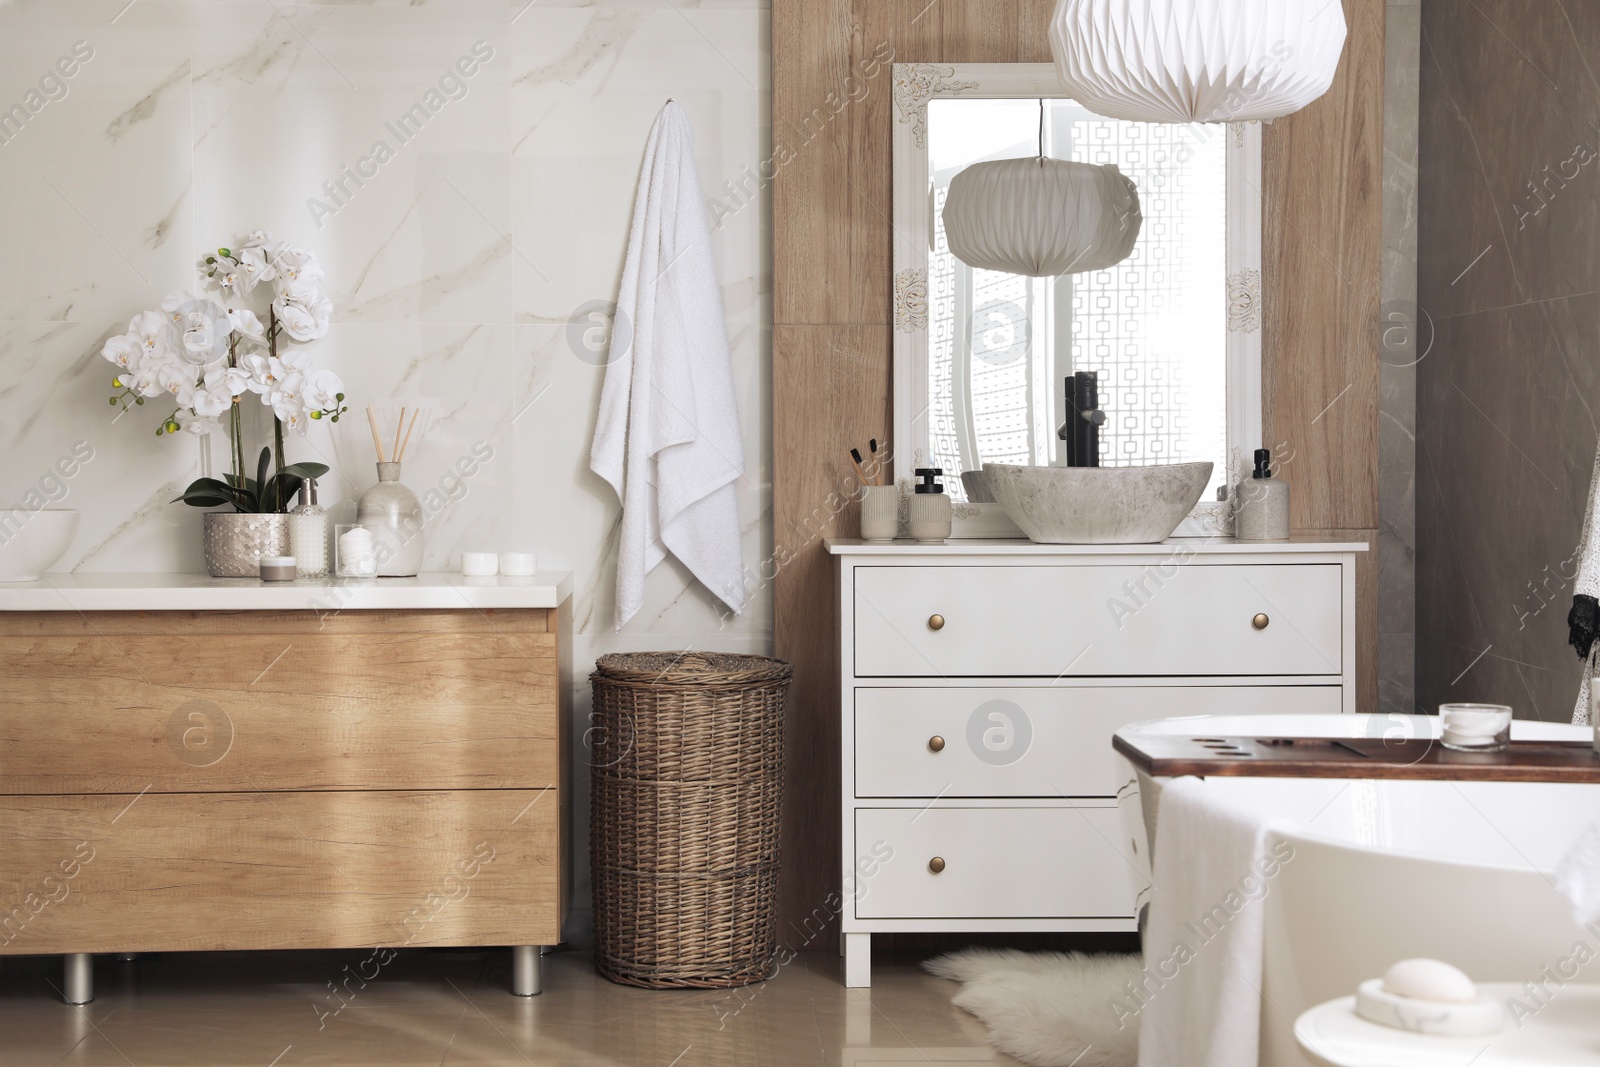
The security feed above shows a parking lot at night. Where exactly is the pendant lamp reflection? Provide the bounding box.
[1048,0,1348,124]
[942,157,1142,278]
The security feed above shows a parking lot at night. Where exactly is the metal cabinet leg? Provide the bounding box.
[63,954,93,1005]
[511,945,543,996]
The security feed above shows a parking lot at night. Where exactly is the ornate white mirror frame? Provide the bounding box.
[890,63,1264,538]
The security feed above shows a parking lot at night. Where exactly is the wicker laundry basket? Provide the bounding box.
[589,651,792,988]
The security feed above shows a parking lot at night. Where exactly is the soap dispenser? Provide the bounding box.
[909,468,952,543]
[289,478,330,577]
[1236,449,1290,541]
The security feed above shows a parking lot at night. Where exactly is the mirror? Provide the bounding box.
[891,64,1262,535]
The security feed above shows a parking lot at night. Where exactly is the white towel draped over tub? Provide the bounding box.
[1138,777,1292,1067]
[590,101,747,629]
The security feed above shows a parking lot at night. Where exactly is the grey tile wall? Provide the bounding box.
[1418,0,1599,721]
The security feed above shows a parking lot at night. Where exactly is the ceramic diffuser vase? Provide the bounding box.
[357,462,422,577]
[356,403,429,577]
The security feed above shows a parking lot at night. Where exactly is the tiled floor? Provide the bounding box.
[0,947,1030,1066]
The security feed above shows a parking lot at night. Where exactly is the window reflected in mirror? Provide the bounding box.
[926,97,1229,502]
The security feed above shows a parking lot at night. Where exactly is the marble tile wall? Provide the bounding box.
[1418,0,1599,721]
[1382,0,1420,714]
[0,0,771,931]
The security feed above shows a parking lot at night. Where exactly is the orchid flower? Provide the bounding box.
[274,293,332,342]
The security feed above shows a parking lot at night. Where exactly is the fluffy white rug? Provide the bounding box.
[924,948,1143,1067]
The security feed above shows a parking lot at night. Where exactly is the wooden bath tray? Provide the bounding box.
[1112,734,1600,783]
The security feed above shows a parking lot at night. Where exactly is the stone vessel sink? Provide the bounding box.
[982,462,1212,544]
[0,509,79,581]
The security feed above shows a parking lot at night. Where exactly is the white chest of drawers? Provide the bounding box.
[826,538,1364,986]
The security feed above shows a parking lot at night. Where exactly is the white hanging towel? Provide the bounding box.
[590,102,746,629]
[1569,443,1600,723]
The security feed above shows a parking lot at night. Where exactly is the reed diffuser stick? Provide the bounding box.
[393,410,405,463]
[397,409,421,463]
[366,406,386,463]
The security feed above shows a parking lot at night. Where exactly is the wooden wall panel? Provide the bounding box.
[773,0,1384,943]
[772,0,854,324]
[1263,2,1385,532]
[772,324,893,940]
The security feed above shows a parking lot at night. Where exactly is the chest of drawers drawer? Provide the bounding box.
[854,683,1343,798]
[852,563,1342,677]
[855,807,1135,919]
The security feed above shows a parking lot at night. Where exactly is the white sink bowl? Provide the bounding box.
[982,462,1212,544]
[0,509,79,581]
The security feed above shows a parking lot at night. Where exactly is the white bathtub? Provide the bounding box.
[1114,714,1600,1067]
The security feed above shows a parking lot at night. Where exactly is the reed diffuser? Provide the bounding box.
[355,403,429,577]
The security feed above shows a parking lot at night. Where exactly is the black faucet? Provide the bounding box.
[1060,371,1106,467]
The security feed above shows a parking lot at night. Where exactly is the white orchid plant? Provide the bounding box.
[100,231,350,513]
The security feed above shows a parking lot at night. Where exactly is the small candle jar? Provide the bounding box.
[1439,703,1513,753]
[336,524,378,579]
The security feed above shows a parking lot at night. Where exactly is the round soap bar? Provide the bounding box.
[1382,958,1477,1004]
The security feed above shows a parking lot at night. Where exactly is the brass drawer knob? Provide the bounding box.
[928,614,946,631]
[928,857,946,874]
[928,735,945,752]
[1252,613,1270,630]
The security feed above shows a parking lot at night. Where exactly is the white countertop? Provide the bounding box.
[0,572,573,612]
[825,537,1369,556]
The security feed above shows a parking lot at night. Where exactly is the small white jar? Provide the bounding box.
[461,551,499,577]
[259,555,297,582]
[499,551,537,577]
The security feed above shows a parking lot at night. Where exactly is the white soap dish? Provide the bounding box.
[1354,978,1504,1036]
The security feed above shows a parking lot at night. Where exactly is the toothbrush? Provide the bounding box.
[850,448,868,487]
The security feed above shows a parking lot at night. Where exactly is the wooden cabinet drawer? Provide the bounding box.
[0,789,560,954]
[0,610,558,793]
[852,564,1342,677]
[855,684,1343,798]
[855,807,1134,919]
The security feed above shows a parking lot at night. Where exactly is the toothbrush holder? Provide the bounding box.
[860,485,899,542]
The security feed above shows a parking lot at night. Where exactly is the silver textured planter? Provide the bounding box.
[203,513,290,578]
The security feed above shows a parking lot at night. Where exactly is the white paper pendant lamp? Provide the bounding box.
[1049,0,1349,124]
[942,157,1142,278]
